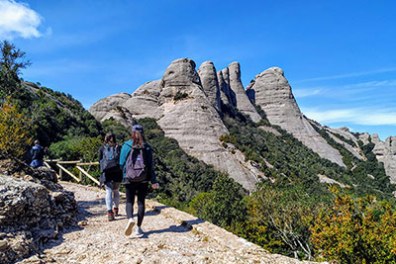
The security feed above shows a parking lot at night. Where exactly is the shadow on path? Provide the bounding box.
[135,218,206,239]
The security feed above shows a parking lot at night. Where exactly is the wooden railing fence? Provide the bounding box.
[44,159,100,186]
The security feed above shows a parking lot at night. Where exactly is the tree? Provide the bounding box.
[0,40,31,100]
[311,188,396,263]
[0,98,33,158]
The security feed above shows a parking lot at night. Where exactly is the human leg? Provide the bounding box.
[104,182,114,221]
[124,184,137,235]
[125,184,137,219]
[136,182,148,227]
[112,182,120,216]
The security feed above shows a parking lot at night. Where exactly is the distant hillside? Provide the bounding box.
[21,81,102,146]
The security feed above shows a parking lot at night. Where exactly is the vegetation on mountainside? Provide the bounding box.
[26,84,102,147]
[0,98,33,158]
[311,123,394,196]
[311,187,396,263]
[0,41,102,159]
[219,109,396,261]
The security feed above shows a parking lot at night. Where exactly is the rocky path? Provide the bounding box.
[18,182,320,264]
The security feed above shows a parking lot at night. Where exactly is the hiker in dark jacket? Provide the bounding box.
[29,140,45,168]
[99,132,123,221]
[119,124,159,237]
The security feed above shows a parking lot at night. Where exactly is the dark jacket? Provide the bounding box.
[30,144,44,168]
[119,140,157,184]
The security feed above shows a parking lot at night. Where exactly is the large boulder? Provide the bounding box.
[0,159,77,263]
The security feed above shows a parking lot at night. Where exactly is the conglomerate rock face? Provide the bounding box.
[251,67,345,167]
[89,58,261,191]
[89,93,133,126]
[372,134,396,183]
[157,58,259,191]
[89,57,396,188]
[0,159,77,264]
[324,127,365,160]
[198,61,221,113]
[222,62,262,123]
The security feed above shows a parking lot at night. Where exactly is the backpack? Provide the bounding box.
[124,147,146,182]
[100,145,120,173]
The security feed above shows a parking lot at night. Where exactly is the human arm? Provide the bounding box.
[145,144,159,189]
[119,140,132,170]
[98,146,103,163]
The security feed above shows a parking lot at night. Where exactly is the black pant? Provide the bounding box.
[125,182,148,226]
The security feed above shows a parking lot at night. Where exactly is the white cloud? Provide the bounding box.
[295,68,396,83]
[303,107,396,126]
[293,88,323,98]
[0,0,42,39]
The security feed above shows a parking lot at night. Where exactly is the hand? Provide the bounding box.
[151,183,159,190]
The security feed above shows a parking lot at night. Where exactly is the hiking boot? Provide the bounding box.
[107,211,115,221]
[113,207,119,216]
[135,226,144,237]
[124,219,135,236]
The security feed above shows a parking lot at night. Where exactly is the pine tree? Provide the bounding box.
[0,40,31,100]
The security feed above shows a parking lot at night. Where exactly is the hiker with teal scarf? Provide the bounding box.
[119,124,159,237]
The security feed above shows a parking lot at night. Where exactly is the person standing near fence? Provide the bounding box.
[29,140,45,168]
[119,124,159,237]
[99,132,123,221]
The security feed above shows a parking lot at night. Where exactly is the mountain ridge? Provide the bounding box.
[89,57,396,189]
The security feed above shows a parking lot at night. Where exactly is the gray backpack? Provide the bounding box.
[100,145,120,173]
[125,148,146,182]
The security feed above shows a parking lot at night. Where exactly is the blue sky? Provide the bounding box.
[1,0,395,140]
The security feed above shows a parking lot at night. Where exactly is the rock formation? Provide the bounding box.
[217,68,235,107]
[90,58,261,191]
[89,93,132,126]
[321,126,365,160]
[0,159,77,263]
[89,57,396,188]
[251,67,345,167]
[198,61,221,113]
[226,62,262,123]
[371,134,396,183]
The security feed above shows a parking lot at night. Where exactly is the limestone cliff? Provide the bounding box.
[89,58,396,188]
[224,62,262,123]
[89,58,261,191]
[371,134,396,184]
[251,67,345,167]
[198,61,221,113]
